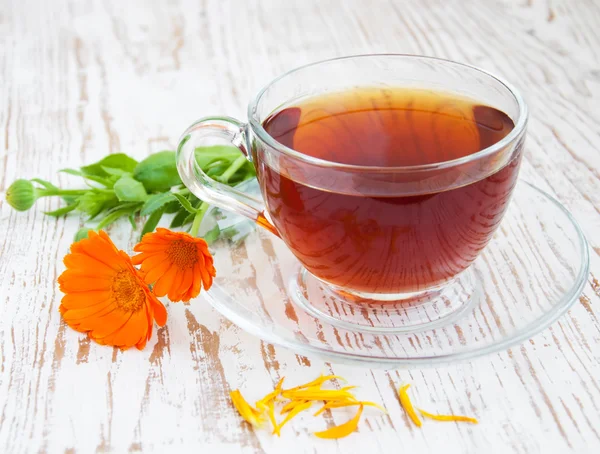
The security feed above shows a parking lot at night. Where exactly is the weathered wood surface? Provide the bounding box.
[1,0,599,452]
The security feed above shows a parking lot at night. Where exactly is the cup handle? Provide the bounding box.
[176,116,279,237]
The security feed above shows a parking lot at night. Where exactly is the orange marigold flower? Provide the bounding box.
[132,228,216,302]
[58,231,167,350]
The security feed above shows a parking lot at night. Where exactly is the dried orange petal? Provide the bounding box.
[267,400,279,434]
[257,377,285,408]
[314,400,387,416]
[281,399,310,414]
[284,374,345,392]
[282,389,356,402]
[230,389,263,428]
[419,408,478,424]
[398,384,422,427]
[314,404,364,439]
[275,401,312,434]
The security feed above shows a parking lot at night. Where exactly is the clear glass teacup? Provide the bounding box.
[177,55,527,308]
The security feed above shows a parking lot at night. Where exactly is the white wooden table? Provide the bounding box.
[1,0,599,452]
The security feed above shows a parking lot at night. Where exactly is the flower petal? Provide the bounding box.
[149,293,167,326]
[102,309,148,350]
[398,384,422,427]
[178,267,194,298]
[58,275,113,293]
[63,253,117,277]
[314,404,363,439]
[60,299,114,321]
[71,232,121,271]
[133,243,170,254]
[64,304,118,329]
[167,270,186,301]
[142,260,172,286]
[230,390,264,428]
[132,252,164,270]
[185,264,204,299]
[153,265,179,297]
[60,290,112,309]
[418,409,478,424]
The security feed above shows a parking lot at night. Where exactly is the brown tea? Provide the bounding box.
[261,87,520,294]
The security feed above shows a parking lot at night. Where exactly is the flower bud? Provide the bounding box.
[6,179,38,211]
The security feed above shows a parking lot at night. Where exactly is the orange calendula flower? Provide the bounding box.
[132,228,216,302]
[58,230,167,350]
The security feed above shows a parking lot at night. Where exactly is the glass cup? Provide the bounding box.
[177,55,528,313]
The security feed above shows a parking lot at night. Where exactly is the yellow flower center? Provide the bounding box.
[167,239,198,270]
[112,270,145,312]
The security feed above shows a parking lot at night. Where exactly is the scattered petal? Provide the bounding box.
[284,374,345,392]
[314,404,364,439]
[314,400,387,416]
[256,377,285,409]
[275,401,312,434]
[230,390,263,428]
[398,384,422,427]
[419,409,478,424]
[267,400,279,435]
[282,389,356,402]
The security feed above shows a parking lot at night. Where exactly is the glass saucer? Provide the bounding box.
[198,180,589,367]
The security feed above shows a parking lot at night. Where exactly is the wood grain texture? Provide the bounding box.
[1,0,599,452]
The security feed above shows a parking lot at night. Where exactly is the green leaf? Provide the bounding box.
[194,145,241,169]
[141,207,165,239]
[128,212,137,229]
[80,153,139,177]
[102,201,141,217]
[113,175,148,202]
[77,191,117,218]
[205,164,230,178]
[44,203,78,217]
[183,211,196,231]
[60,168,115,187]
[203,224,221,245]
[163,199,181,214]
[195,145,256,185]
[221,225,240,239]
[95,211,127,230]
[74,228,92,242]
[96,204,141,230]
[133,150,181,192]
[60,168,85,177]
[141,192,176,216]
[227,165,256,185]
[62,196,78,205]
[169,209,190,228]
[101,166,131,177]
[172,193,198,214]
[30,178,59,191]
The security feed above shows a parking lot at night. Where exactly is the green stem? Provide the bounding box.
[190,202,209,237]
[38,189,88,197]
[189,153,247,237]
[38,188,113,197]
[218,155,246,183]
